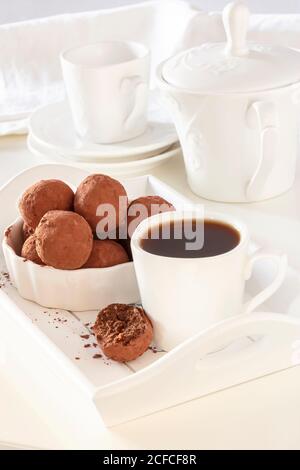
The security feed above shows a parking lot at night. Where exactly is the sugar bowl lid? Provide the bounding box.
[161,1,300,93]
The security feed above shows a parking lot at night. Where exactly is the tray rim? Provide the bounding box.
[94,310,300,396]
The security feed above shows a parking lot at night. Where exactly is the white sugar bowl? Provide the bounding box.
[157,1,300,202]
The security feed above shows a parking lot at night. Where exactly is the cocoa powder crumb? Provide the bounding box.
[84,344,91,348]
[148,345,165,353]
[80,334,90,340]
[93,354,102,359]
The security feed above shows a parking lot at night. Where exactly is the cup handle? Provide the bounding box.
[121,77,147,130]
[243,248,287,314]
[246,101,279,200]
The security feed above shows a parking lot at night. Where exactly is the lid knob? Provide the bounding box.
[223,1,249,57]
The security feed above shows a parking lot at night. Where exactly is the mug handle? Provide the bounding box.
[243,248,287,314]
[121,77,147,130]
[246,101,279,200]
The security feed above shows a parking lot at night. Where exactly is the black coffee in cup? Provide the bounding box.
[140,219,240,258]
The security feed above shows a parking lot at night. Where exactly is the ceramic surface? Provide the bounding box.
[61,41,150,144]
[157,1,300,202]
[131,210,287,349]
[2,167,186,311]
[27,134,180,177]
[28,90,178,161]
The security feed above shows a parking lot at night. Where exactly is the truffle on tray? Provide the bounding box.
[93,303,153,362]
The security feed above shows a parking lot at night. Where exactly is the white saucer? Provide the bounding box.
[27,134,181,177]
[29,90,178,161]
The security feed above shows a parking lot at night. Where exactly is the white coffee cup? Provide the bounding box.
[60,41,150,144]
[131,211,287,350]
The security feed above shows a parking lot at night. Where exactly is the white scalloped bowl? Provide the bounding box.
[3,217,139,311]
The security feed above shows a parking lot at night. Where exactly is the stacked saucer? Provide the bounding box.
[28,90,180,177]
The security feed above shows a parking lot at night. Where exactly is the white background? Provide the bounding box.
[1,0,300,24]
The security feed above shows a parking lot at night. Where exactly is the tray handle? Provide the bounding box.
[93,312,300,426]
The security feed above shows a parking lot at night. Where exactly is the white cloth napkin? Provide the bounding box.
[0,0,196,135]
[2,0,300,136]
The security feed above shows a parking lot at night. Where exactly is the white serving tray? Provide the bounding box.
[1,164,300,441]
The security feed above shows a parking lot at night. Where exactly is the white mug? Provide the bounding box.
[131,211,287,350]
[60,41,150,144]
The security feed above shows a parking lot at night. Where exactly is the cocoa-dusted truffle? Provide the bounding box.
[117,237,133,262]
[74,174,128,235]
[23,222,35,241]
[35,210,93,270]
[21,235,44,265]
[127,195,174,238]
[83,240,129,268]
[93,304,153,362]
[19,179,74,229]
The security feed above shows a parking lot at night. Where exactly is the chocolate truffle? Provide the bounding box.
[83,240,129,268]
[35,210,93,270]
[74,174,128,236]
[21,235,44,265]
[93,304,153,362]
[23,222,35,241]
[19,179,74,229]
[117,237,133,262]
[127,195,174,237]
